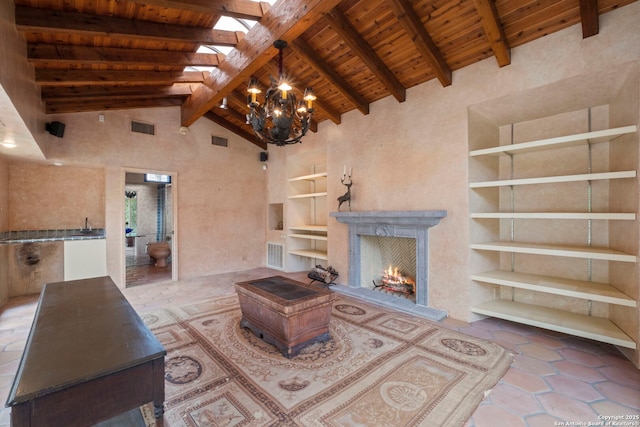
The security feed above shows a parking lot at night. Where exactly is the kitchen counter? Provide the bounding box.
[0,229,106,244]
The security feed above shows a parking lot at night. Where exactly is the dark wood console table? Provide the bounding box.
[5,276,166,426]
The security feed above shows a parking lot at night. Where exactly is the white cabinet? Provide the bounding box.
[469,120,638,349]
[64,239,107,281]
[286,151,328,271]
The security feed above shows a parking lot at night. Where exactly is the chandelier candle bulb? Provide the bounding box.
[303,88,316,110]
[248,79,261,107]
[278,81,291,99]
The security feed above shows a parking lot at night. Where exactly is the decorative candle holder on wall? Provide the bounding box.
[337,167,352,211]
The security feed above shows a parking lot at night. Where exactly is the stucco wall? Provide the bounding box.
[8,162,105,230]
[42,106,267,286]
[268,2,640,328]
[0,0,638,361]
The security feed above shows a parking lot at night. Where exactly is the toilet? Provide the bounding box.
[146,241,171,267]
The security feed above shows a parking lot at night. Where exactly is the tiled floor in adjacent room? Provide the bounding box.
[126,246,171,287]
[0,268,637,426]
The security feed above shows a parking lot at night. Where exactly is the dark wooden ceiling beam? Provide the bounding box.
[203,111,267,149]
[290,38,369,115]
[27,43,224,68]
[579,0,600,38]
[215,98,249,122]
[181,0,344,127]
[226,89,251,112]
[471,0,511,67]
[127,0,271,21]
[386,0,453,86]
[45,98,184,114]
[324,7,406,103]
[15,5,243,46]
[41,85,195,102]
[35,70,207,86]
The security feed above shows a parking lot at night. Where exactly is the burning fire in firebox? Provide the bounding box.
[378,265,415,294]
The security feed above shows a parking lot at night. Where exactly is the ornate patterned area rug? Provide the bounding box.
[142,294,513,427]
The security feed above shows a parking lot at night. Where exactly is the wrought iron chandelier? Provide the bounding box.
[247,40,316,146]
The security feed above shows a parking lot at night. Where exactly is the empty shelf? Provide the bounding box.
[288,249,328,260]
[288,172,328,182]
[289,225,328,232]
[471,270,636,307]
[470,212,636,220]
[470,171,636,188]
[472,299,636,349]
[469,126,637,157]
[471,241,636,262]
[289,233,328,241]
[288,192,328,199]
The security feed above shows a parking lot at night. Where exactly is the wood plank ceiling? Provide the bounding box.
[14,0,637,149]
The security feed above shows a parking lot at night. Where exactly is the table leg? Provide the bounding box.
[11,403,31,427]
[152,357,165,418]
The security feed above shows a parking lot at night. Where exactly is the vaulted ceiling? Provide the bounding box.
[13,0,637,149]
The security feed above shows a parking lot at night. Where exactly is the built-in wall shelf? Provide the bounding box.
[288,192,328,199]
[471,241,636,262]
[289,225,328,232]
[472,299,636,349]
[289,233,328,241]
[471,212,636,220]
[288,172,328,182]
[289,225,327,242]
[286,151,328,269]
[288,249,328,260]
[468,103,638,351]
[471,270,636,307]
[469,125,637,157]
[470,170,636,188]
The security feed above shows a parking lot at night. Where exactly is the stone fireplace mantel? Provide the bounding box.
[330,210,447,227]
[330,210,448,321]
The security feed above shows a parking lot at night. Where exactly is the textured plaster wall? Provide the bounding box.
[8,162,105,230]
[42,106,266,285]
[268,3,640,326]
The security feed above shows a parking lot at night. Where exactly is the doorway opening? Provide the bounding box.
[124,171,176,287]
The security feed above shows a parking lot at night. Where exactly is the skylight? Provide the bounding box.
[189,0,278,73]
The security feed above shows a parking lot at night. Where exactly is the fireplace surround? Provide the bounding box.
[330,210,447,320]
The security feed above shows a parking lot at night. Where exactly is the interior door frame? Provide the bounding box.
[120,167,178,286]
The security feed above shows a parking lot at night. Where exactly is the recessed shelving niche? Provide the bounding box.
[468,71,639,352]
[286,149,328,271]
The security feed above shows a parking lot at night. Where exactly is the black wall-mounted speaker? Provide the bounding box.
[45,121,65,138]
[260,152,268,162]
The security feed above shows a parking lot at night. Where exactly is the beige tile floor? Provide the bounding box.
[0,267,638,426]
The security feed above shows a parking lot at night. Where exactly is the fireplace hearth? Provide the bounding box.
[330,210,447,321]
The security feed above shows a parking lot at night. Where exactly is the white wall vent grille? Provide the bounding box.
[131,121,155,135]
[266,242,284,270]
